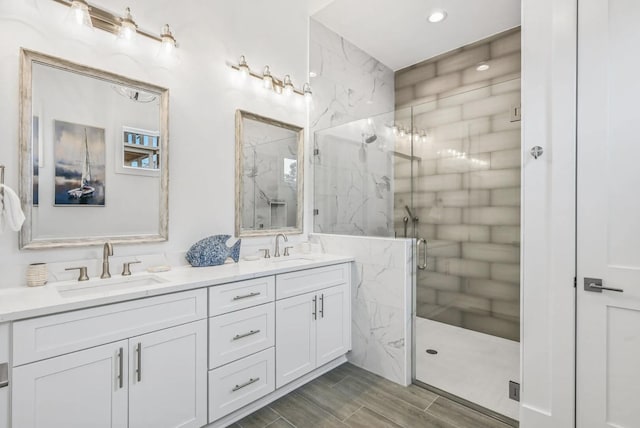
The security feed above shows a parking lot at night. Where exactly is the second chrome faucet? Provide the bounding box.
[274,233,288,257]
[101,242,113,279]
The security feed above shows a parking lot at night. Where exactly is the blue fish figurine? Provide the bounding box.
[185,235,242,267]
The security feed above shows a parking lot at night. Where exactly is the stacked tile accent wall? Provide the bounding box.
[394,28,521,341]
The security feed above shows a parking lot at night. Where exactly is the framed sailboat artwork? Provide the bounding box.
[53,120,106,206]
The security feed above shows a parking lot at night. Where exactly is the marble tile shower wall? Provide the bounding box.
[310,233,412,386]
[310,19,396,236]
[394,28,521,341]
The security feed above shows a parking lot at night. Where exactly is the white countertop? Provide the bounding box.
[0,254,354,322]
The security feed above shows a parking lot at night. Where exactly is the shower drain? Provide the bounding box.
[426,349,438,355]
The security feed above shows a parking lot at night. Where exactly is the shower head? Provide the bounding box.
[364,134,377,144]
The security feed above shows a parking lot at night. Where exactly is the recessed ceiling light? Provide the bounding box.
[427,9,447,23]
[309,71,317,78]
[476,62,490,71]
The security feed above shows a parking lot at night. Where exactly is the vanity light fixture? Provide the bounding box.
[390,124,428,141]
[69,0,93,28]
[262,66,274,90]
[237,55,250,79]
[427,9,447,23]
[283,75,294,96]
[230,55,312,99]
[51,0,178,53]
[159,24,177,56]
[303,83,313,101]
[117,7,137,41]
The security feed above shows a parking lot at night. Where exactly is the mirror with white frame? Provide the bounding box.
[235,110,304,237]
[19,49,169,249]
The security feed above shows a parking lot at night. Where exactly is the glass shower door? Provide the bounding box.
[409,80,521,422]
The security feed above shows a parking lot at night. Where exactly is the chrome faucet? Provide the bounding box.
[274,233,288,257]
[101,242,114,279]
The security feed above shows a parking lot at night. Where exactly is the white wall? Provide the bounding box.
[0,0,311,287]
[520,0,576,425]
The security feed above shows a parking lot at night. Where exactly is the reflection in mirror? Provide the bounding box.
[20,49,169,249]
[235,110,303,237]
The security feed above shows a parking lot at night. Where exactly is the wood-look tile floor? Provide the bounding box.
[230,363,515,428]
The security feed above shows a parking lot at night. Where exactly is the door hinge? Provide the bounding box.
[574,277,577,288]
[509,381,520,402]
[313,148,320,156]
[313,209,319,215]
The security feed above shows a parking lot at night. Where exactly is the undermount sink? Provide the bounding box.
[57,275,169,298]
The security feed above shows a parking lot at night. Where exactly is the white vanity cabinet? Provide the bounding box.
[275,264,351,388]
[12,340,130,428]
[0,323,9,428]
[207,277,276,422]
[11,290,208,428]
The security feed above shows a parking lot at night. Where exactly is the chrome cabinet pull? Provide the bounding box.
[584,278,624,293]
[233,291,261,301]
[136,342,142,382]
[232,377,260,392]
[233,329,261,340]
[117,347,123,389]
[320,294,324,318]
[312,295,317,320]
[417,239,427,270]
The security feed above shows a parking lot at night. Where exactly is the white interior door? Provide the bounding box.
[577,1,640,427]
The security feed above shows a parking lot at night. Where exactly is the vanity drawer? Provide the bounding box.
[13,289,207,366]
[208,347,275,422]
[209,303,274,368]
[209,276,275,316]
[276,263,350,300]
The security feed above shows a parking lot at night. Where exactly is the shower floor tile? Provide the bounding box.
[415,317,520,420]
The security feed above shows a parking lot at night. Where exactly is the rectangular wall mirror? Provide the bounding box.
[19,49,169,249]
[235,110,304,237]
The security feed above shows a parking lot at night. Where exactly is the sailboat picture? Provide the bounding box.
[54,120,106,206]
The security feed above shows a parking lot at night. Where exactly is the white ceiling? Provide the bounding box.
[312,0,521,71]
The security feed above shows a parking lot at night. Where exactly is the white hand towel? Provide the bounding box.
[0,184,26,232]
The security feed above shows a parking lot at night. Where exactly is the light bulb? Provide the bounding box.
[159,24,177,56]
[118,7,137,41]
[263,66,274,90]
[427,9,447,23]
[283,75,294,96]
[69,0,92,28]
[303,83,312,102]
[237,55,250,79]
[476,62,490,71]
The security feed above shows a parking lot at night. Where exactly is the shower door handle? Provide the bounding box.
[417,239,427,270]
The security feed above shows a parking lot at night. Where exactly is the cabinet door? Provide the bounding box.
[129,320,207,428]
[275,292,317,388]
[316,284,351,366]
[12,340,128,428]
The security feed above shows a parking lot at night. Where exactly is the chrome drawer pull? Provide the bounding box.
[136,342,142,382]
[232,292,261,301]
[233,329,261,341]
[117,347,124,389]
[232,377,260,392]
